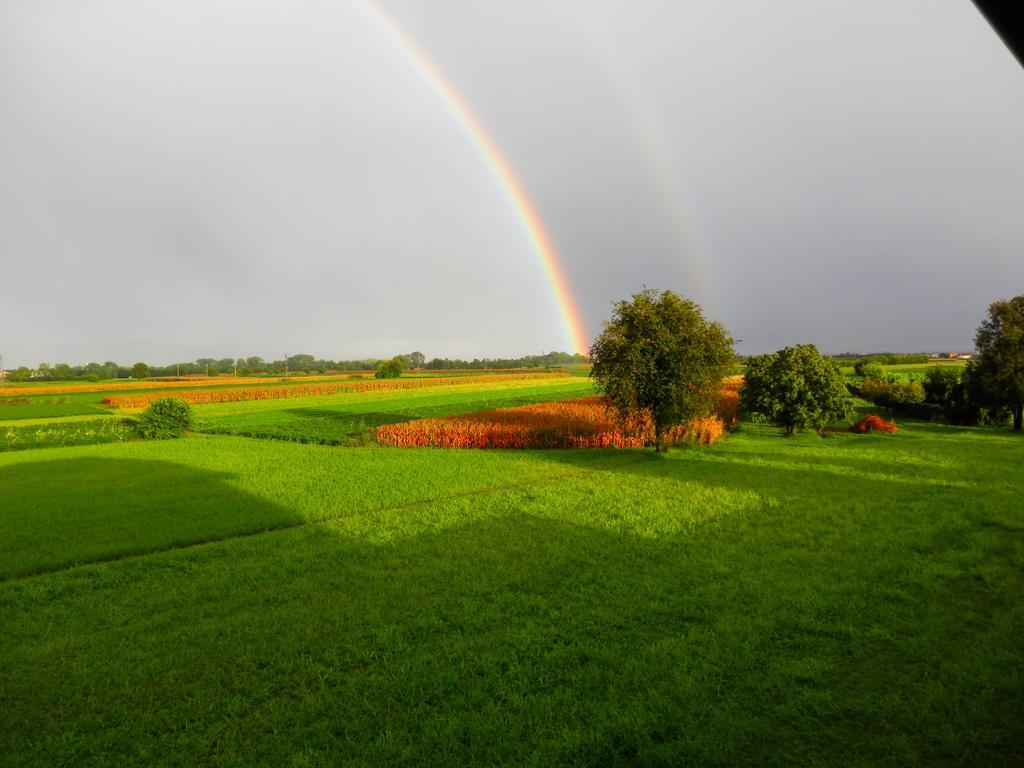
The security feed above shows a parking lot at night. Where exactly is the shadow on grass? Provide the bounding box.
[2,497,1021,766]
[2,435,1022,765]
[0,457,300,581]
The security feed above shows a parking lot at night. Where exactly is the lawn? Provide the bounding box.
[1,395,1021,765]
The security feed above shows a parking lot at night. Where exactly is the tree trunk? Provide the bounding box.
[1014,402,1022,432]
[654,422,666,452]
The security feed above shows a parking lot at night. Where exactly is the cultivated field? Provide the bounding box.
[1,369,1022,765]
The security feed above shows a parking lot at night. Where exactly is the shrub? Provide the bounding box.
[858,377,892,402]
[859,378,925,409]
[136,397,193,439]
[375,357,404,379]
[886,380,925,405]
[851,415,898,433]
[854,361,887,381]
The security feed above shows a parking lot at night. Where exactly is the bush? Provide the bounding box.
[887,380,925,405]
[859,378,924,407]
[851,415,898,434]
[375,357,404,379]
[136,397,193,439]
[854,361,887,380]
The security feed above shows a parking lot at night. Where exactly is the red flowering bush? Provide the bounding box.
[851,414,898,434]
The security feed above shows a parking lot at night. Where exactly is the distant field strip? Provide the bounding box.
[102,373,571,408]
[0,398,112,421]
[0,374,378,396]
[0,414,116,428]
[196,379,596,446]
[0,369,565,397]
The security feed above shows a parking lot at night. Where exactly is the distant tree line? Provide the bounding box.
[422,351,587,370]
[1,351,589,381]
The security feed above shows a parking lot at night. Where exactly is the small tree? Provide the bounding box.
[375,356,404,379]
[131,362,150,379]
[968,296,1024,431]
[136,397,192,439]
[741,344,852,435]
[590,288,734,452]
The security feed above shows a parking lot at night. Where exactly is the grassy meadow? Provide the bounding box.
[1,370,1022,765]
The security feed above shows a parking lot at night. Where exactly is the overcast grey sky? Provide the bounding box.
[2,0,1022,366]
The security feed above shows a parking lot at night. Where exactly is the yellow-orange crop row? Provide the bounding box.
[0,369,571,396]
[377,388,739,449]
[0,373,382,396]
[100,373,571,408]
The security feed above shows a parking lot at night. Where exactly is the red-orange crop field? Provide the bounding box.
[100,373,571,408]
[378,385,740,449]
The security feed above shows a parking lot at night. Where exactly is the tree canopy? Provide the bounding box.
[589,289,734,452]
[741,344,852,435]
[968,296,1024,431]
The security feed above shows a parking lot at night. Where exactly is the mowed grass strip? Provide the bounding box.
[1,420,1022,764]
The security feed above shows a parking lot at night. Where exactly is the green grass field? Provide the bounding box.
[0,396,112,421]
[836,361,968,380]
[2,375,1022,765]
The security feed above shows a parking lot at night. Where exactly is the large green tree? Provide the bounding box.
[589,288,734,452]
[741,344,852,435]
[969,296,1024,431]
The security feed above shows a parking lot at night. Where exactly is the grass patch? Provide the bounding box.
[1,409,1022,764]
[0,397,112,420]
[0,417,135,454]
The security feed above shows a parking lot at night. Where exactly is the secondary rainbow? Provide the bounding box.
[353,1,589,355]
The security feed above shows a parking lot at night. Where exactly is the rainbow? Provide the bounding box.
[575,16,714,310]
[353,1,589,355]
